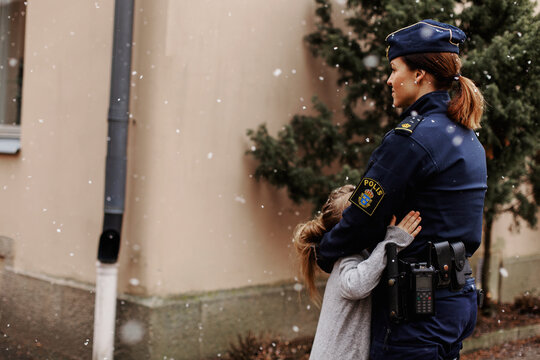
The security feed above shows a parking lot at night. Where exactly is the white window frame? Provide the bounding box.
[0,0,25,154]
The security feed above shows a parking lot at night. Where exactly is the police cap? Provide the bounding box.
[385,19,466,62]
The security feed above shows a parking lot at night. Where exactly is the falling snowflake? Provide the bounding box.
[420,26,434,40]
[363,54,379,69]
[452,136,463,146]
[119,320,145,345]
[234,195,246,204]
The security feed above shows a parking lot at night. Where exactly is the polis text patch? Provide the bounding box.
[349,178,385,216]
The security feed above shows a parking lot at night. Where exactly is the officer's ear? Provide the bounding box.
[414,69,426,84]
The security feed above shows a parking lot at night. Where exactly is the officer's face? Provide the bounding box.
[387,57,418,108]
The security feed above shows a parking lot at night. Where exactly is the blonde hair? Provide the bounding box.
[293,184,355,301]
[403,52,485,129]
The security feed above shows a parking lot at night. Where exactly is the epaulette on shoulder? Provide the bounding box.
[394,115,423,136]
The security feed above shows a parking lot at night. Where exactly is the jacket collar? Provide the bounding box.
[400,90,450,119]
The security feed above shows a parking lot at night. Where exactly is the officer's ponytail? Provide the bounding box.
[293,184,355,302]
[448,72,484,130]
[402,53,484,130]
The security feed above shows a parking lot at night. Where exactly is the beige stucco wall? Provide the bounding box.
[120,0,341,295]
[0,0,113,281]
[491,212,539,258]
[0,0,342,296]
[471,211,540,303]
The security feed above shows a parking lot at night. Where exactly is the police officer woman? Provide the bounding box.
[315,20,487,360]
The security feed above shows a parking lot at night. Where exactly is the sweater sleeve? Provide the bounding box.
[338,226,414,300]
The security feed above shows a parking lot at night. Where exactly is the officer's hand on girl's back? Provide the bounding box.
[389,211,422,238]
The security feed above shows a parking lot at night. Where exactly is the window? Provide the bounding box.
[0,0,25,154]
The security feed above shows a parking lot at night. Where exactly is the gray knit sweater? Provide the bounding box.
[309,226,413,360]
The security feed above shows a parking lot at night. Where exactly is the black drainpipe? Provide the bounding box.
[98,0,135,263]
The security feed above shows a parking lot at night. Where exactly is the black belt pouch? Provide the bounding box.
[449,242,467,291]
[431,241,468,292]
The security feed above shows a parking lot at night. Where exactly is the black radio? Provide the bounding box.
[386,242,437,323]
[409,263,435,316]
[385,240,474,323]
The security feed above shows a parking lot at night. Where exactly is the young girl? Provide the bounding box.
[294,185,421,360]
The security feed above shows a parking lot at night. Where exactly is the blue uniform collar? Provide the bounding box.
[400,90,450,119]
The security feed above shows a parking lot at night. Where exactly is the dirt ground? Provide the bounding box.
[470,302,540,339]
[219,301,540,360]
[460,302,540,359]
[461,336,540,360]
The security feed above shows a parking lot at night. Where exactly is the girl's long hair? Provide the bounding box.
[293,184,355,302]
[402,52,484,129]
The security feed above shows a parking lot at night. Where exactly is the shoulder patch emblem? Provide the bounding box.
[395,115,424,136]
[349,177,385,216]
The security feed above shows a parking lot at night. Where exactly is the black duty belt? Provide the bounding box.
[400,241,472,290]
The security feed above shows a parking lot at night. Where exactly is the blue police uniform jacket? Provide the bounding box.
[317,90,487,271]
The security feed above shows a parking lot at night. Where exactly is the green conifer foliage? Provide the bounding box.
[461,0,540,307]
[247,0,539,307]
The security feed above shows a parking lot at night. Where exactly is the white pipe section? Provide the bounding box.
[92,262,118,360]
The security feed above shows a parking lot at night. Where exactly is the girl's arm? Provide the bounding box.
[338,212,421,300]
[338,227,410,300]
